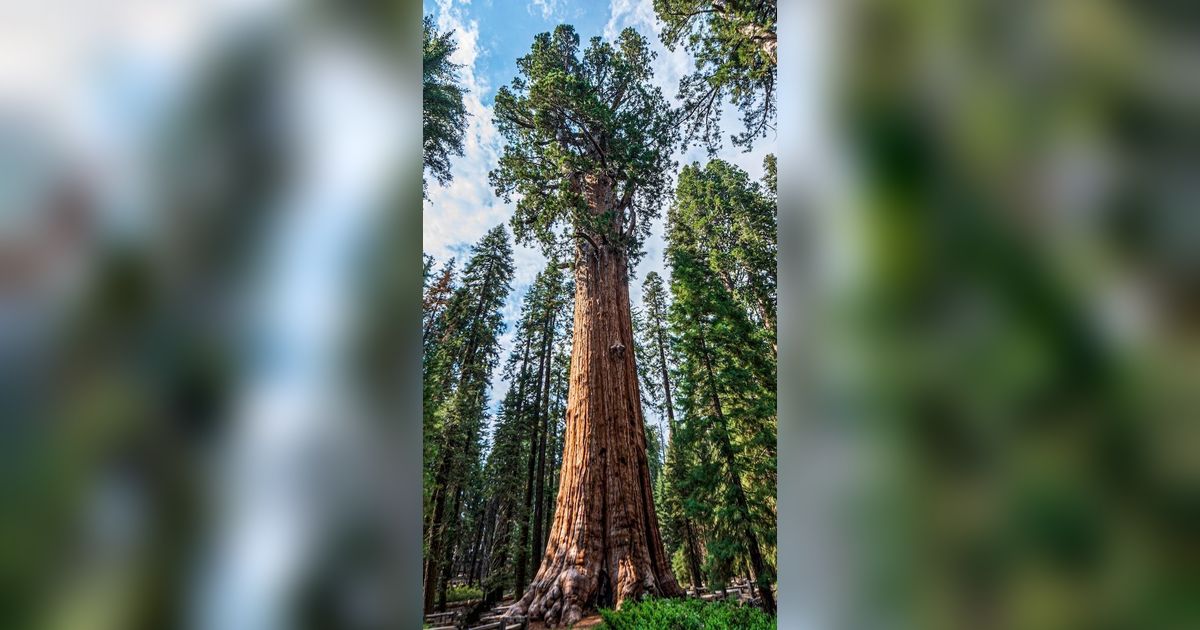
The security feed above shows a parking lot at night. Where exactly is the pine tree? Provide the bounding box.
[423,225,514,612]
[490,25,682,624]
[423,15,468,196]
[666,170,777,613]
[423,257,457,348]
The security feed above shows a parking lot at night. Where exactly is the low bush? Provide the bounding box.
[598,596,775,630]
[444,584,483,603]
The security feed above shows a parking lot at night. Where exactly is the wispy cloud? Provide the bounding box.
[529,0,559,21]
[425,0,546,417]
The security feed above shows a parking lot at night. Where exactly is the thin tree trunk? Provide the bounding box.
[476,497,497,586]
[467,498,488,587]
[517,340,546,591]
[684,519,705,590]
[511,229,682,626]
[543,361,566,551]
[533,309,556,564]
[437,485,465,611]
[484,500,514,604]
[697,324,776,615]
[423,457,451,611]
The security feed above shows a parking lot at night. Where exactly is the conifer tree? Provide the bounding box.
[674,159,777,350]
[666,176,777,613]
[423,15,468,195]
[490,25,682,624]
[423,225,514,611]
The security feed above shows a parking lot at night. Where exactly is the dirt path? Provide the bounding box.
[528,613,604,629]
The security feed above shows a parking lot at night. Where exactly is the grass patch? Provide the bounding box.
[598,596,775,629]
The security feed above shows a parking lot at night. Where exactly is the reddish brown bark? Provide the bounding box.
[511,234,682,626]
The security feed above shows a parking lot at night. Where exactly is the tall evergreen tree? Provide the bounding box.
[668,251,776,613]
[666,172,777,613]
[423,225,514,612]
[674,159,777,350]
[490,25,683,624]
[423,15,468,196]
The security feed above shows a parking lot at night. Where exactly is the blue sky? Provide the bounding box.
[422,0,775,422]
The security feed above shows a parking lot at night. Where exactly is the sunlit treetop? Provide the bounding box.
[490,25,678,266]
[654,0,777,151]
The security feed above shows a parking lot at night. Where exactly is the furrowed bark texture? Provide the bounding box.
[512,234,682,626]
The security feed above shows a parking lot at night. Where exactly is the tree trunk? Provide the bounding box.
[511,240,682,627]
[437,484,464,611]
[513,336,537,592]
[543,362,566,552]
[684,518,705,591]
[653,322,677,432]
[467,498,488,587]
[476,497,498,586]
[423,457,451,612]
[532,309,555,566]
[484,500,514,604]
[698,324,776,615]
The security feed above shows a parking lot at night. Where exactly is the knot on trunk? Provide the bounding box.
[609,342,625,358]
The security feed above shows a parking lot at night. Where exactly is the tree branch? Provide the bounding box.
[574,231,601,253]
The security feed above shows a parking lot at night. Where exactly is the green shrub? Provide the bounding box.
[444,584,483,603]
[598,596,775,630]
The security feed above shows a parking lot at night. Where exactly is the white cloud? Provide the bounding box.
[425,0,548,416]
[528,0,559,21]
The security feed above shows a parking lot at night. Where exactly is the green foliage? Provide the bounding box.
[423,15,468,195]
[659,157,777,596]
[672,159,776,343]
[445,584,484,603]
[422,226,514,606]
[490,25,677,265]
[654,0,777,150]
[599,597,775,629]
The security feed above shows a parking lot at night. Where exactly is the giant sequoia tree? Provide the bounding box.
[490,25,682,625]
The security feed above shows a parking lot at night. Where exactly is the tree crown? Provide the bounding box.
[424,15,469,196]
[490,25,678,265]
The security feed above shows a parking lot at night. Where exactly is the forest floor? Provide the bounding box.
[529,614,603,629]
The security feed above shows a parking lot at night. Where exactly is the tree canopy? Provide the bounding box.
[654,0,777,151]
[490,25,678,266]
